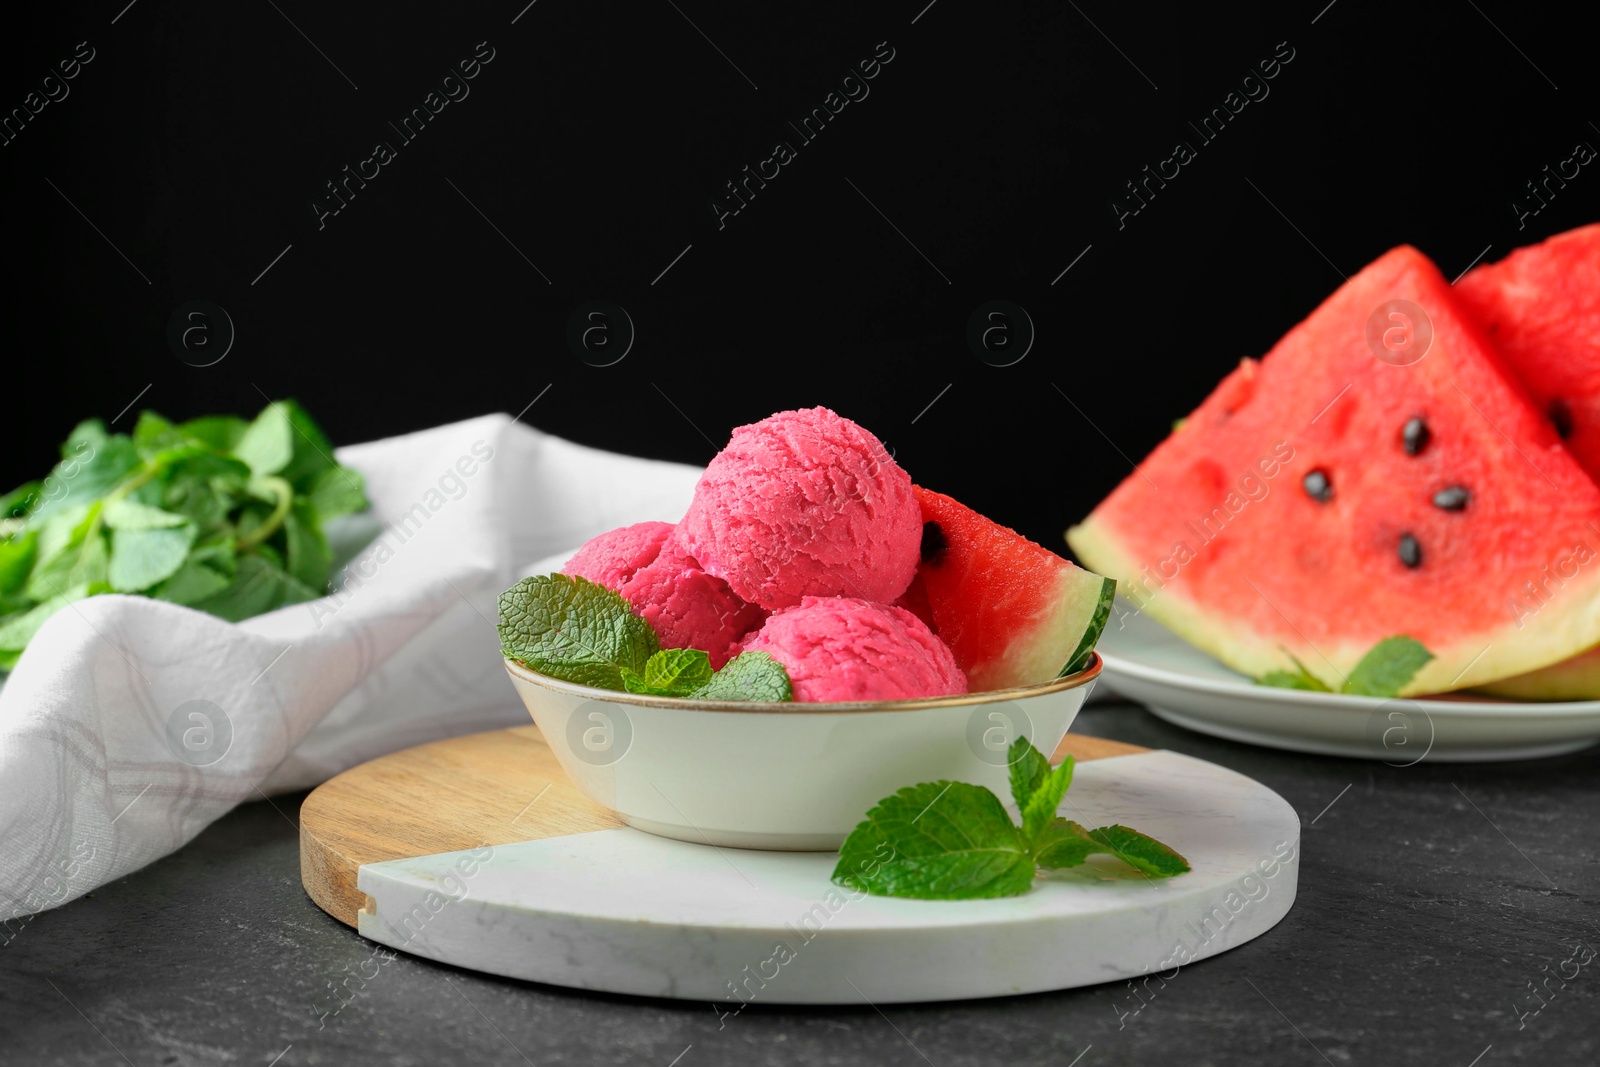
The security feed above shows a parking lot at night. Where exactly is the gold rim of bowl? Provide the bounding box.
[503,652,1102,714]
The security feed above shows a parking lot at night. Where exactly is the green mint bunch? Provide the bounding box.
[0,400,369,670]
[497,573,792,701]
[1257,635,1434,697]
[831,736,1189,900]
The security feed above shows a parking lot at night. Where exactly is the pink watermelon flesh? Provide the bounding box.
[1457,224,1600,478]
[1067,245,1600,695]
[909,486,1113,691]
[1456,224,1600,698]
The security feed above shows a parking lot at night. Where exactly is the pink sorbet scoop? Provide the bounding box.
[563,522,765,668]
[676,407,922,610]
[739,596,968,703]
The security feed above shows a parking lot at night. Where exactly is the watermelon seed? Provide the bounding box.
[1303,469,1333,503]
[1402,417,1430,456]
[1398,534,1422,569]
[1549,400,1575,440]
[1432,486,1470,511]
[920,521,949,565]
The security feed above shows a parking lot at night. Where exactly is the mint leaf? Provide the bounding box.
[1,482,42,520]
[833,737,1191,900]
[188,554,320,622]
[236,400,337,489]
[1086,825,1191,877]
[832,781,1036,899]
[283,502,331,592]
[153,541,235,605]
[1256,637,1434,696]
[132,411,190,458]
[29,433,141,520]
[109,524,197,592]
[24,504,102,601]
[0,582,99,658]
[498,574,660,689]
[0,532,37,597]
[688,650,792,702]
[233,403,296,480]
[304,466,369,519]
[1021,756,1075,841]
[624,648,714,695]
[104,499,189,530]
[1256,649,1332,692]
[1031,818,1098,869]
[1340,635,1434,697]
[1007,735,1050,811]
[179,415,250,452]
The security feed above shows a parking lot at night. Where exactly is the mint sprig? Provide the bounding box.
[831,736,1190,899]
[0,401,369,670]
[498,575,793,701]
[1257,635,1434,697]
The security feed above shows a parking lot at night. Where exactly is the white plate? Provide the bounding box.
[1097,603,1600,762]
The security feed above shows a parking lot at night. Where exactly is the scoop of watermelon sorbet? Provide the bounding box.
[562,521,674,589]
[563,523,765,668]
[676,407,922,610]
[739,596,968,703]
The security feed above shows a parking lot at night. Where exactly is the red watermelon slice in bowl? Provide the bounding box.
[1067,244,1600,697]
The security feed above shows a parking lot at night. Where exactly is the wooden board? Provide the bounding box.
[300,727,1148,927]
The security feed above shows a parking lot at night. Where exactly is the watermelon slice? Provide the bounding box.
[1477,644,1600,701]
[906,486,1113,690]
[1455,224,1600,699]
[1066,245,1600,695]
[1456,224,1600,477]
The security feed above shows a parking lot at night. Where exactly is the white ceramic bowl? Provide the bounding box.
[503,654,1102,850]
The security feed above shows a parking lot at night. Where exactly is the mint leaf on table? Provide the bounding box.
[1340,635,1434,697]
[0,399,367,671]
[688,651,793,702]
[1256,636,1434,697]
[832,781,1037,900]
[498,574,660,690]
[832,737,1190,900]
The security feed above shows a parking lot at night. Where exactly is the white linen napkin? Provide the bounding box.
[0,415,701,924]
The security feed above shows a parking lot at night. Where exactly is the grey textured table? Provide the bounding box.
[4,700,1596,1066]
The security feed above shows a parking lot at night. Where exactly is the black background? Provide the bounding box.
[5,0,1598,551]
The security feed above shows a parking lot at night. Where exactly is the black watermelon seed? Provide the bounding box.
[920,521,948,566]
[1432,486,1470,511]
[1549,400,1575,440]
[1402,417,1431,456]
[1303,469,1333,503]
[1398,533,1422,568]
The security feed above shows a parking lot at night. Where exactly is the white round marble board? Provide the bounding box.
[1097,601,1600,762]
[301,726,1301,1004]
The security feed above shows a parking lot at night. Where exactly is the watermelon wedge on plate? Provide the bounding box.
[1454,224,1600,699]
[1456,223,1600,476]
[1067,245,1600,696]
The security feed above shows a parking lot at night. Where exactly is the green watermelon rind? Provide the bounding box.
[1061,576,1115,677]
